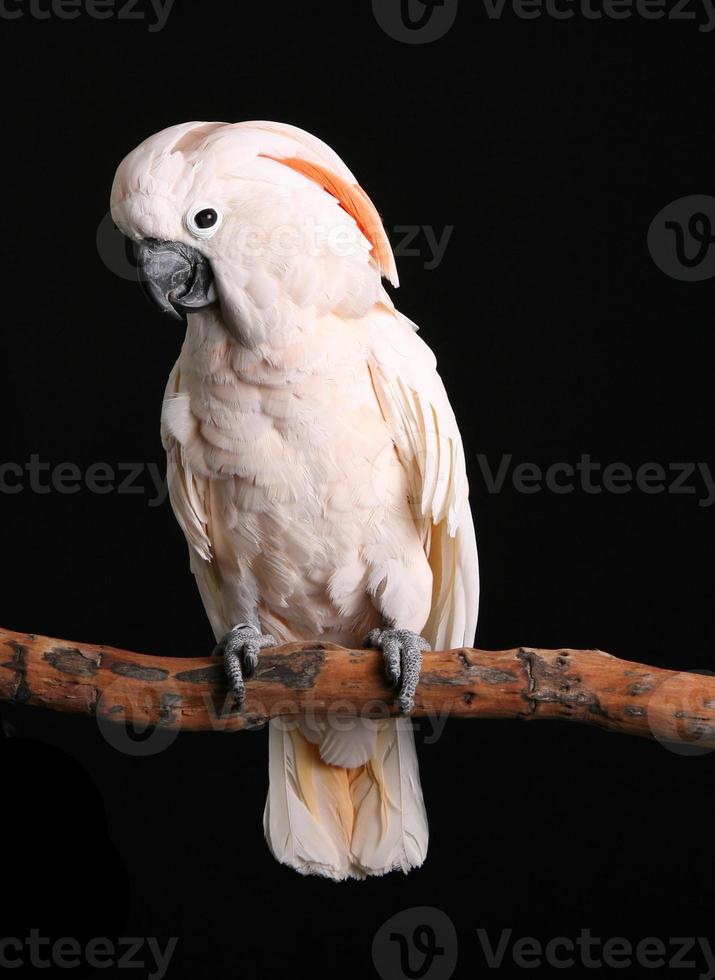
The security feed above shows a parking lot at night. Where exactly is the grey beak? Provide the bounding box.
[135,239,215,320]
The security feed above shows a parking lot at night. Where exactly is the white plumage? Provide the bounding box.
[111,121,479,880]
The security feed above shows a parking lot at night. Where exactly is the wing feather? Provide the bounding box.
[161,361,228,641]
[368,311,479,649]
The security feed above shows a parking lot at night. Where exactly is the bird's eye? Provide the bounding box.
[195,209,218,229]
[185,203,223,240]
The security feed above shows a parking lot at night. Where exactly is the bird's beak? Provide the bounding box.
[135,239,216,321]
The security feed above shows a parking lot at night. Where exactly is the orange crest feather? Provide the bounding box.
[260,154,398,285]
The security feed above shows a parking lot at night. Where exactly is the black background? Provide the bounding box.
[1,1,714,977]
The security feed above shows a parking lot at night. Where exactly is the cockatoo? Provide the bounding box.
[110,121,479,880]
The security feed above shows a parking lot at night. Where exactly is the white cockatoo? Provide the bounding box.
[110,121,479,880]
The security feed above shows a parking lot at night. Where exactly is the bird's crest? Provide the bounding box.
[258,153,398,287]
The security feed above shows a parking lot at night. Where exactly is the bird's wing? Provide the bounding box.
[367,310,479,649]
[161,361,228,642]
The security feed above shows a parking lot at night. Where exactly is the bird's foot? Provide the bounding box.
[213,623,276,708]
[363,627,431,715]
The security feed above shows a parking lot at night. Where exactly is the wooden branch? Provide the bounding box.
[1,626,714,749]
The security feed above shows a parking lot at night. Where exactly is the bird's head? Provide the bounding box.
[110,120,398,348]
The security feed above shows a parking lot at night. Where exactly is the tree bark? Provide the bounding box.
[1,626,713,749]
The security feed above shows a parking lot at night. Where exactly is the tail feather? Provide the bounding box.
[264,717,428,880]
[264,719,353,879]
[350,718,428,876]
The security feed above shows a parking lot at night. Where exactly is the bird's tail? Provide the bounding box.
[264,716,428,880]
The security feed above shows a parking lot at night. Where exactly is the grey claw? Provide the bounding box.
[214,623,276,708]
[396,691,415,716]
[242,645,259,677]
[362,627,430,714]
[382,636,402,686]
[223,647,246,706]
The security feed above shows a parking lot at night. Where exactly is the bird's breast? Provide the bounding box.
[163,315,419,640]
